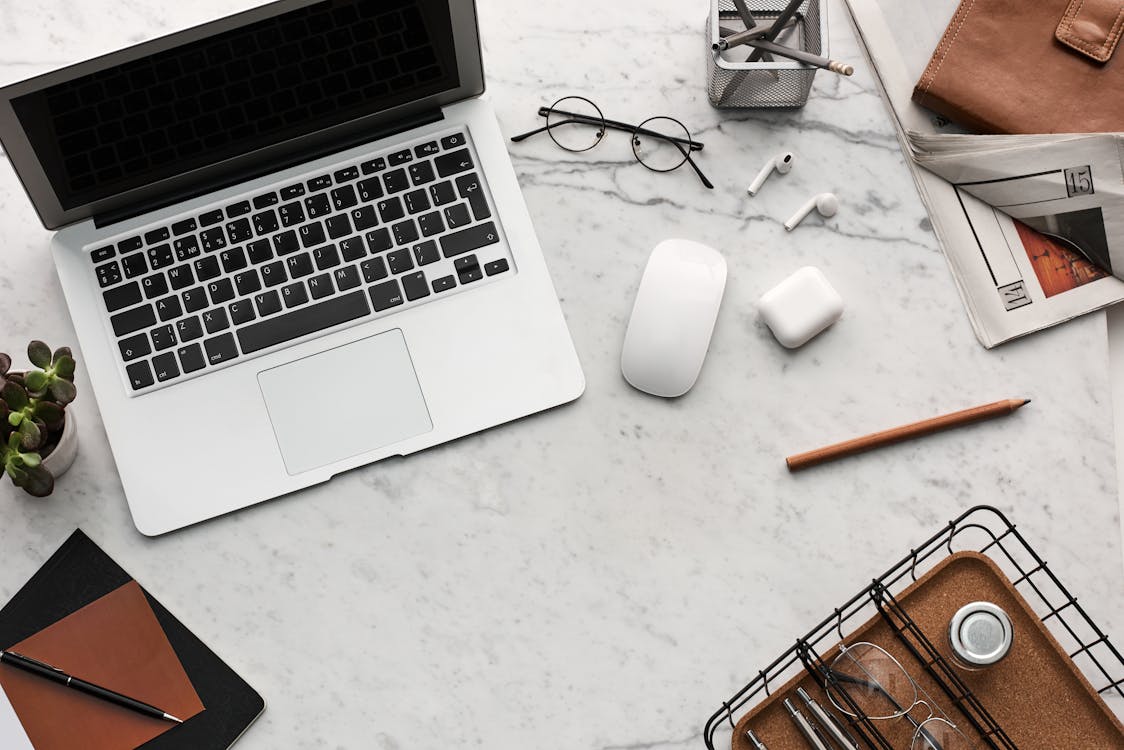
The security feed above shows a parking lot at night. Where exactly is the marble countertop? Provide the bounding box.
[0,1,1121,748]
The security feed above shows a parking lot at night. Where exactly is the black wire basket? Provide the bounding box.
[702,505,1124,749]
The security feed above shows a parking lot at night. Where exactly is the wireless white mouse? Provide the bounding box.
[621,239,727,397]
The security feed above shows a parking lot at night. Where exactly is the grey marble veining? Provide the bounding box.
[0,1,1121,748]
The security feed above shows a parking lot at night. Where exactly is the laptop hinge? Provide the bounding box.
[94,108,444,229]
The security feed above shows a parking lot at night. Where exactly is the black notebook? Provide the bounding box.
[0,530,264,749]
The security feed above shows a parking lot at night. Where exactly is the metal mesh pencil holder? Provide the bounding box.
[706,0,827,109]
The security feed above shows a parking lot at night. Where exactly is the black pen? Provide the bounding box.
[0,650,183,724]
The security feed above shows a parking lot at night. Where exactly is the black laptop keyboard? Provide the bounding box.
[90,129,513,393]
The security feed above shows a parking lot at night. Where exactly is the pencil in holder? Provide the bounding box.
[706,0,827,109]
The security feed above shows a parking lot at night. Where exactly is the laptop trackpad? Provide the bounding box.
[258,330,433,475]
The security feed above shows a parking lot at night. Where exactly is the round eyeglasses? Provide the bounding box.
[510,96,714,189]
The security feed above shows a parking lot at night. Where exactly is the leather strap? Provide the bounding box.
[1056,0,1124,62]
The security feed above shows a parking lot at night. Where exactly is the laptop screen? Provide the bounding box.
[0,0,482,229]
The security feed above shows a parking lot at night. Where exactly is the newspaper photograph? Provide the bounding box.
[843,0,1124,348]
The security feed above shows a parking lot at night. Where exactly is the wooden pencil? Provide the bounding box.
[785,398,1030,472]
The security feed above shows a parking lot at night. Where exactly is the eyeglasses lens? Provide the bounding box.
[545,96,605,152]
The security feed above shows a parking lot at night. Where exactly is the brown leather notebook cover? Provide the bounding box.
[912,0,1124,134]
[0,581,204,750]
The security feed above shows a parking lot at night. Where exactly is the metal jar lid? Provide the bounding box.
[949,601,1013,666]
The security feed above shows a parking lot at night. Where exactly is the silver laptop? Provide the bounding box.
[0,0,584,535]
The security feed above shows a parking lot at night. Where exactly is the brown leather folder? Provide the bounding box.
[912,0,1124,134]
[0,581,204,750]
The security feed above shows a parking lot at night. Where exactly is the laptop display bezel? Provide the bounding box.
[0,0,483,231]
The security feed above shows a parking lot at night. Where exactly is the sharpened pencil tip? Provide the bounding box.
[165,713,183,724]
[1022,398,1031,405]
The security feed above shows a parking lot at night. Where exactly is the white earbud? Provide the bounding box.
[746,152,795,196]
[784,193,839,231]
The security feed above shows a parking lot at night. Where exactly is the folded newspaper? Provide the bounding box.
[844,0,1124,348]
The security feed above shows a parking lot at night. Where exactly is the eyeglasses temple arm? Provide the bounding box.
[509,123,551,142]
[670,140,715,189]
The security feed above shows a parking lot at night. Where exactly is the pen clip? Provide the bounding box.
[5,651,65,673]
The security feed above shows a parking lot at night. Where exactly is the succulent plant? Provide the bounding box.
[0,341,77,497]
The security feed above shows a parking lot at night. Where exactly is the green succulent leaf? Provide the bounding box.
[52,347,72,366]
[27,341,52,369]
[54,354,76,381]
[2,381,29,410]
[8,433,21,451]
[9,412,22,427]
[7,460,28,485]
[22,465,54,497]
[33,401,65,431]
[49,378,77,405]
[21,451,41,468]
[18,419,42,450]
[0,353,10,376]
[24,370,48,394]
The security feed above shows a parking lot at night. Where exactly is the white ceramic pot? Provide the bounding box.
[41,410,78,478]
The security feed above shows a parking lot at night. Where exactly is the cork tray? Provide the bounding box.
[731,551,1124,749]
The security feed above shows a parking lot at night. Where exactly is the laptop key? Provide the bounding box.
[401,272,429,301]
[308,274,334,300]
[413,240,439,266]
[104,282,142,312]
[118,333,151,362]
[208,278,236,305]
[199,209,224,227]
[287,253,314,278]
[122,252,148,278]
[334,166,359,183]
[91,246,115,263]
[280,183,305,200]
[279,201,306,227]
[455,255,483,284]
[456,174,491,220]
[97,261,123,288]
[388,149,412,166]
[200,228,227,253]
[307,174,332,192]
[484,258,510,276]
[339,236,366,262]
[392,220,419,246]
[429,180,456,206]
[369,280,404,311]
[432,275,456,293]
[253,192,279,209]
[126,361,154,390]
[325,214,352,240]
[182,287,208,313]
[262,261,287,287]
[360,156,386,174]
[171,218,197,236]
[331,185,358,212]
[168,265,194,291]
[178,343,206,374]
[441,222,499,258]
[229,300,256,325]
[234,269,262,296]
[226,218,253,244]
[384,168,409,194]
[444,203,471,229]
[404,189,429,214]
[314,244,341,270]
[254,290,282,317]
[247,239,273,264]
[418,212,444,237]
[435,149,474,177]
[334,265,361,291]
[204,333,239,365]
[409,161,435,186]
[415,141,440,158]
[226,201,252,218]
[282,282,309,308]
[440,133,466,150]
[150,324,176,351]
[305,193,331,219]
[144,227,170,245]
[203,308,230,334]
[387,249,414,274]
[118,236,143,253]
[220,246,248,274]
[174,235,200,261]
[152,352,180,382]
[365,228,393,254]
[142,273,169,299]
[350,205,378,232]
[177,316,204,342]
[155,295,183,322]
[253,209,279,236]
[194,255,221,282]
[361,257,388,283]
[357,177,383,202]
[378,197,404,223]
[273,230,300,255]
[238,290,371,354]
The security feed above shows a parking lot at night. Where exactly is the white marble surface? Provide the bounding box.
[0,1,1121,748]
